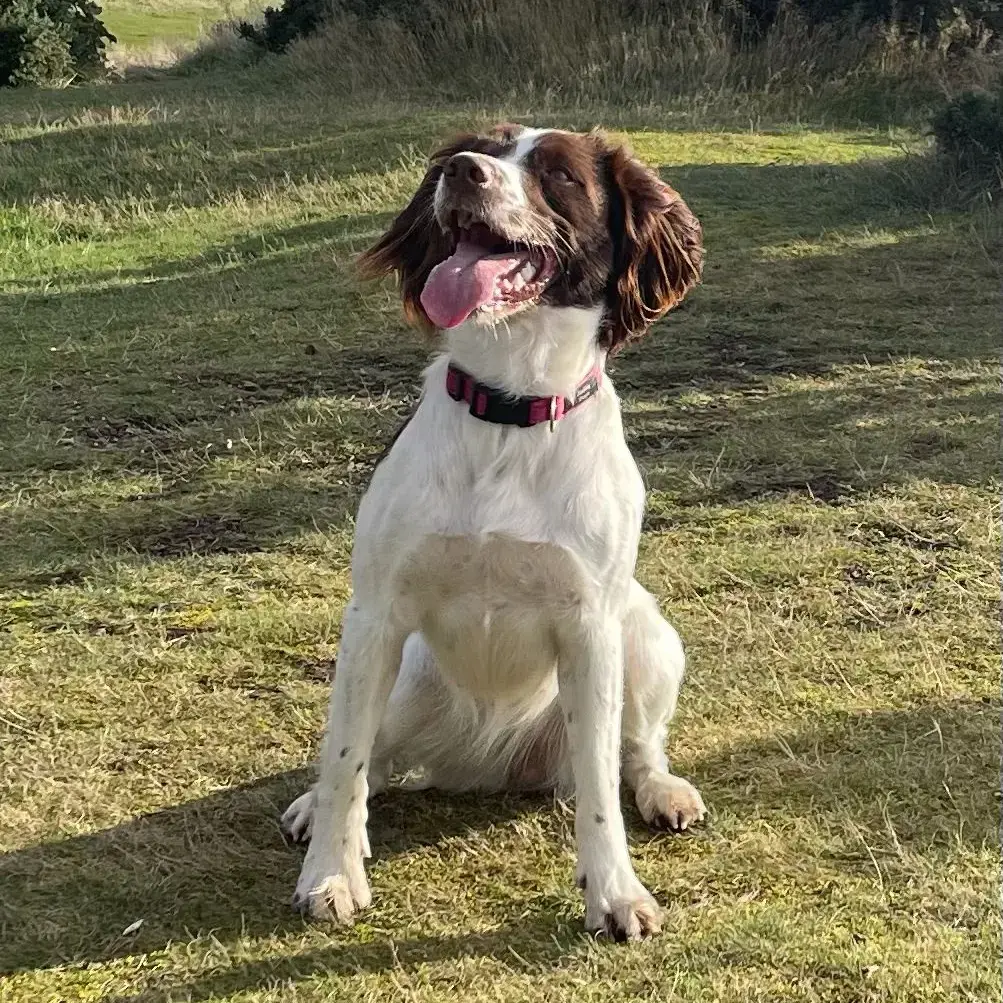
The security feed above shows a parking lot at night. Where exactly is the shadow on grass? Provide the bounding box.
[1,344,995,584]
[626,375,1000,506]
[1,215,394,295]
[0,699,994,989]
[0,772,563,979]
[104,917,579,1003]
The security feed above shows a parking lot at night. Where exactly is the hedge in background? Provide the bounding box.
[0,0,114,87]
[237,0,1003,56]
[237,0,328,53]
[932,81,1003,180]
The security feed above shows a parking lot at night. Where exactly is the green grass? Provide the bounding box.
[102,1,251,48]
[0,71,999,1002]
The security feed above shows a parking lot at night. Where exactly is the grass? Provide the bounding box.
[102,0,243,46]
[101,0,259,70]
[0,62,999,1003]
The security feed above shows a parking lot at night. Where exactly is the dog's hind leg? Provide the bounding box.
[368,632,448,791]
[621,580,706,832]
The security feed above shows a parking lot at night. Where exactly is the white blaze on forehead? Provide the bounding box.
[504,127,557,166]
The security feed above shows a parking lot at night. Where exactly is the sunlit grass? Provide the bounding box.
[0,58,998,1003]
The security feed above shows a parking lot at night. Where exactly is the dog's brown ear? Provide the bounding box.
[357,135,478,331]
[602,145,703,353]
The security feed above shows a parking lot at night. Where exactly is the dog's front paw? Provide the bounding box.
[281,788,316,843]
[582,875,663,942]
[636,773,706,832]
[293,844,371,923]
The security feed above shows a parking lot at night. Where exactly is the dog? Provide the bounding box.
[282,123,706,941]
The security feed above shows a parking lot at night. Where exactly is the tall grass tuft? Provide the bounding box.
[279,0,1001,124]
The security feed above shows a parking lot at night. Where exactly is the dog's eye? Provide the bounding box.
[545,167,575,184]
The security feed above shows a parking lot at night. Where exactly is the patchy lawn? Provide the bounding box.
[0,73,998,1002]
[101,0,249,47]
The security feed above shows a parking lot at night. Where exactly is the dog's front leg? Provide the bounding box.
[557,612,662,941]
[293,600,405,923]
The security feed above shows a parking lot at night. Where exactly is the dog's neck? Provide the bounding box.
[444,305,606,399]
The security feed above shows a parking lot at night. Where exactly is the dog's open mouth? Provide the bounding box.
[420,222,557,329]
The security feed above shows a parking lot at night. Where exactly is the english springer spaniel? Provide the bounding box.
[283,124,706,941]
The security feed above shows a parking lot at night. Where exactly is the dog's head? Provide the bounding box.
[358,124,703,353]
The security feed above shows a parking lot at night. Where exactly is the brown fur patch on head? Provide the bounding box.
[488,121,525,144]
[519,131,615,317]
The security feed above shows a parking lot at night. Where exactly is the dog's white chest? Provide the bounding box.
[393,533,586,699]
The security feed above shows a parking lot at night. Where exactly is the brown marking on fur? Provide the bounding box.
[523,131,606,221]
[489,122,525,144]
[602,145,703,352]
[522,131,615,315]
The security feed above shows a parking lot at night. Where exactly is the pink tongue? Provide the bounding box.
[420,241,528,329]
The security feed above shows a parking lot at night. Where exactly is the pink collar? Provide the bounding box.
[446,362,602,431]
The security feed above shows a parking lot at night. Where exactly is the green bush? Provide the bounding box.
[237,0,329,53]
[744,0,1003,36]
[0,0,114,87]
[932,83,1003,175]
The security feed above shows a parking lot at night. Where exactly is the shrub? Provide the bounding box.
[0,0,114,87]
[237,0,330,53]
[932,82,1003,174]
[744,0,1003,37]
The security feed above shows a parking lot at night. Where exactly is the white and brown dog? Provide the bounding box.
[283,124,706,941]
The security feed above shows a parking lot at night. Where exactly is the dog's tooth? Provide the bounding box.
[519,261,535,280]
[513,274,525,290]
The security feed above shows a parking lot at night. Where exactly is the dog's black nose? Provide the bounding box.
[444,153,493,188]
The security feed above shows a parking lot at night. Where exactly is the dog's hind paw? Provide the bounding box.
[635,772,706,832]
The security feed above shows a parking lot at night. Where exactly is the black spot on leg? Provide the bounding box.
[339,747,349,758]
[576,873,588,890]
[355,761,365,774]
[594,813,606,824]
[566,712,573,724]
